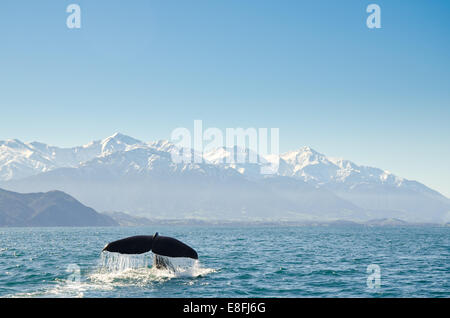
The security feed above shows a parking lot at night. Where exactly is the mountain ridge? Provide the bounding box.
[0,187,117,227]
[1,133,449,223]
[1,132,445,195]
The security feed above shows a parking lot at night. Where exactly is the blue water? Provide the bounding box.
[0,226,448,298]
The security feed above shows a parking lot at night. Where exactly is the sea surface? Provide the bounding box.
[0,226,448,298]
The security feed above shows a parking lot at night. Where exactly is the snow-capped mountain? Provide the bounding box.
[1,133,449,222]
[278,146,437,195]
[0,133,418,186]
[279,146,402,186]
[0,139,57,181]
[203,146,271,177]
[0,133,145,181]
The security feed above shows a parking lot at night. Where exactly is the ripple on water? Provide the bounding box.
[0,226,449,297]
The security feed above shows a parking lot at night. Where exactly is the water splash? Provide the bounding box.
[6,252,215,297]
[89,252,215,286]
[98,251,151,272]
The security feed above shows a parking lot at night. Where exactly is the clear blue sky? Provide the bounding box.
[0,0,449,196]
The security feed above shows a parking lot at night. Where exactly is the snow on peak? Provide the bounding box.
[0,139,29,150]
[276,147,412,188]
[0,135,433,196]
[101,132,142,146]
[148,139,177,152]
[280,147,329,171]
[100,133,144,156]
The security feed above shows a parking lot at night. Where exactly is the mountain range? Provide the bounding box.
[0,133,449,223]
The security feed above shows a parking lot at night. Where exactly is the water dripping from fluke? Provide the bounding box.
[89,233,214,286]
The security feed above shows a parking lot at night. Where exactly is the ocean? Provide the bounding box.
[0,226,448,298]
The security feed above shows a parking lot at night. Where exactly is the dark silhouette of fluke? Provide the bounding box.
[102,232,198,260]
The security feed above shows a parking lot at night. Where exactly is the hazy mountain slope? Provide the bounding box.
[3,168,364,221]
[0,188,118,227]
[277,147,450,222]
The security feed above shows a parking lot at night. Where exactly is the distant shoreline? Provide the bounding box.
[0,222,448,228]
[99,211,449,227]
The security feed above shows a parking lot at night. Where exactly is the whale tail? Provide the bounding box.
[102,232,198,261]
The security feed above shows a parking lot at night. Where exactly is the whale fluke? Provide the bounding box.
[152,235,198,259]
[102,232,198,259]
[102,235,154,254]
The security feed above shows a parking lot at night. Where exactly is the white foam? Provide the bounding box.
[6,253,215,298]
[90,253,215,286]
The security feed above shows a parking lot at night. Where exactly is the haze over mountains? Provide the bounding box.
[0,133,449,223]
